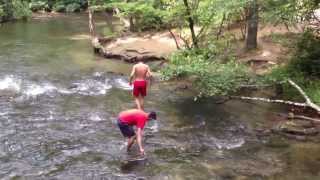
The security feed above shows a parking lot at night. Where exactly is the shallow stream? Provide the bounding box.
[0,14,319,180]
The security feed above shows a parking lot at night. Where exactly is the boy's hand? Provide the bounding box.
[140,148,145,156]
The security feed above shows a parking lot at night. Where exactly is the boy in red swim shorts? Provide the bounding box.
[129,61,152,110]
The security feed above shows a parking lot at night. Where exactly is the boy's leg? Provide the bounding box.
[134,97,141,110]
[139,95,144,110]
[127,135,136,152]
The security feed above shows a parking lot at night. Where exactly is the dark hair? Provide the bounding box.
[148,111,157,120]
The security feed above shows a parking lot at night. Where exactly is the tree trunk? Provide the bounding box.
[126,0,135,32]
[129,16,135,32]
[88,9,96,38]
[88,5,100,53]
[245,0,258,50]
[216,13,226,40]
[182,0,198,49]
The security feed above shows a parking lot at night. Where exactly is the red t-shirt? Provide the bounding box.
[118,109,148,129]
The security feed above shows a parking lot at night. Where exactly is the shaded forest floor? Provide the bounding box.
[232,24,302,74]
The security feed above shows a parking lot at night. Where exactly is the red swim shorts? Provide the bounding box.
[133,80,147,97]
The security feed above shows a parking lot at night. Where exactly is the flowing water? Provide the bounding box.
[0,14,320,180]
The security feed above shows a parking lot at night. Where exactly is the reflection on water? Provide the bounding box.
[0,14,319,180]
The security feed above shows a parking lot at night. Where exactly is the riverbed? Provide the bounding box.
[0,14,320,180]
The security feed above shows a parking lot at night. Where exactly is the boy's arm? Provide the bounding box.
[136,128,144,155]
[146,66,152,78]
[146,66,153,86]
[129,65,135,85]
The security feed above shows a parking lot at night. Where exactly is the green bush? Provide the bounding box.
[0,0,14,22]
[29,1,46,12]
[134,4,164,30]
[13,0,31,19]
[53,2,66,12]
[66,3,81,12]
[162,49,250,97]
[290,30,320,77]
[264,31,320,104]
[115,2,167,31]
[0,6,5,20]
[0,0,30,21]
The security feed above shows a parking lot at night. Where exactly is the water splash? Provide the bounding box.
[114,78,132,90]
[24,83,57,97]
[211,137,245,150]
[71,79,112,96]
[0,75,21,92]
[88,113,104,122]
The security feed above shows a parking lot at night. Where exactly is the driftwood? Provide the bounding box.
[281,126,319,136]
[274,131,308,141]
[288,114,320,124]
[272,122,319,139]
[232,79,320,114]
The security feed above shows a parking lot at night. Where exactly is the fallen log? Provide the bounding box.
[231,79,320,114]
[281,127,319,136]
[288,114,320,124]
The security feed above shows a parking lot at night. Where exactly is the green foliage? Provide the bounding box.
[65,3,81,12]
[290,30,320,77]
[261,0,320,25]
[305,80,320,105]
[267,32,298,49]
[29,1,46,12]
[264,31,320,104]
[265,31,320,80]
[53,2,66,12]
[113,1,167,31]
[162,49,250,97]
[12,0,32,19]
[197,0,247,27]
[29,0,87,12]
[0,0,14,22]
[0,0,31,22]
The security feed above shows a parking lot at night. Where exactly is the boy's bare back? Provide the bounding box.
[131,62,151,81]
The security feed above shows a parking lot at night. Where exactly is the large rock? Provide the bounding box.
[94,32,181,63]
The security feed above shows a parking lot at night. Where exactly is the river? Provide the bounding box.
[0,14,319,180]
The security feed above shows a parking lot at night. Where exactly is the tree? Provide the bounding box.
[0,0,31,22]
[182,0,198,48]
[0,0,14,22]
[245,0,258,50]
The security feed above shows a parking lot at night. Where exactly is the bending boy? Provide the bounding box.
[117,109,157,155]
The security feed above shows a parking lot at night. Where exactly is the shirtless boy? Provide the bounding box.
[129,61,152,110]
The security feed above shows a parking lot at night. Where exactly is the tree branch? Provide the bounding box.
[288,79,320,113]
[216,13,226,40]
[232,79,320,114]
[288,115,320,123]
[168,29,181,50]
[231,96,307,107]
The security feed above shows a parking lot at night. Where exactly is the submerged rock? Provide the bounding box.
[273,121,319,136]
